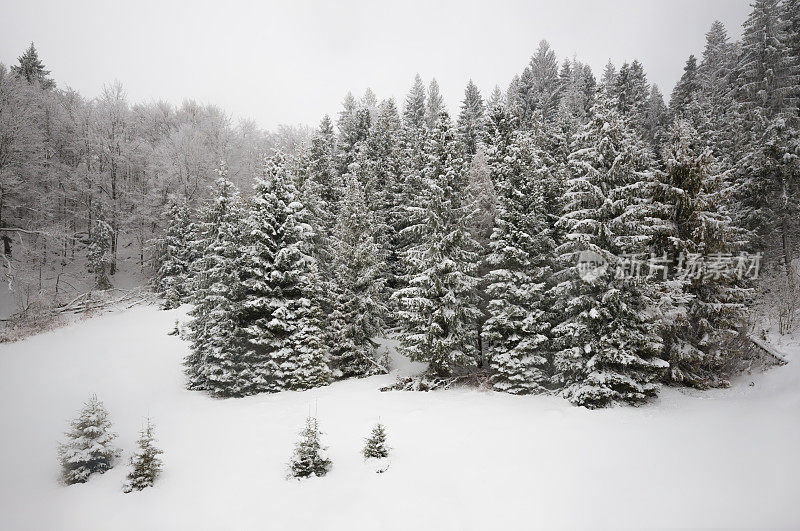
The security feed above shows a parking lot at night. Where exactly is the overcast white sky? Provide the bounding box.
[1,0,751,131]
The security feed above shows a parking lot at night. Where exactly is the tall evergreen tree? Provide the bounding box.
[485,127,556,394]
[240,154,331,392]
[361,88,378,120]
[11,42,55,89]
[154,201,196,309]
[329,174,388,378]
[457,80,486,156]
[643,84,669,155]
[614,60,651,135]
[735,0,800,276]
[600,60,617,94]
[783,0,800,114]
[658,121,750,388]
[695,21,738,160]
[465,148,497,366]
[670,55,700,118]
[403,74,427,132]
[306,115,341,233]
[517,40,561,126]
[426,78,445,129]
[338,95,371,176]
[393,76,431,292]
[550,92,667,408]
[364,99,402,243]
[487,85,505,108]
[395,111,482,376]
[358,99,404,306]
[738,0,798,117]
[185,167,251,396]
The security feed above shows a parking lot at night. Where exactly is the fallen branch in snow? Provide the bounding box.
[0,227,53,236]
[58,291,92,312]
[56,288,154,315]
[747,335,789,365]
[381,370,491,392]
[364,350,390,375]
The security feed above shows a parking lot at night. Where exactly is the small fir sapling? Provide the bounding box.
[57,395,121,484]
[288,416,332,479]
[362,422,390,459]
[122,418,164,493]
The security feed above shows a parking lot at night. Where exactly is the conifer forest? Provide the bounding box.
[1,1,800,529]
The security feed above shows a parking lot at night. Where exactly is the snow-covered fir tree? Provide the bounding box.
[58,395,121,485]
[304,114,341,237]
[785,0,800,115]
[487,85,505,108]
[457,80,486,157]
[403,74,427,133]
[550,91,668,408]
[614,60,651,136]
[240,154,331,392]
[184,166,252,396]
[288,416,331,479]
[426,78,445,129]
[336,92,367,175]
[395,111,482,376]
[237,158,283,393]
[122,418,164,493]
[154,201,196,309]
[464,148,497,367]
[361,88,378,120]
[11,41,55,89]
[556,58,595,155]
[485,126,557,394]
[515,40,561,126]
[366,98,405,297]
[657,120,750,388]
[738,0,798,117]
[295,147,333,276]
[391,76,431,294]
[734,0,800,276]
[694,21,739,160]
[362,422,389,459]
[670,55,700,118]
[643,84,669,155]
[465,149,497,255]
[328,174,388,378]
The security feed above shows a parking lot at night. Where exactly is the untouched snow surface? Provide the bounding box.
[1,305,799,530]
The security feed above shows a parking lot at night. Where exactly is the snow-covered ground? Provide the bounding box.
[1,305,799,530]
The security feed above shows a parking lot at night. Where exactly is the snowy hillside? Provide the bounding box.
[0,305,798,530]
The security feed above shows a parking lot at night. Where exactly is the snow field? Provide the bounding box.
[0,305,799,530]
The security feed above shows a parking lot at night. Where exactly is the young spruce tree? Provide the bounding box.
[58,395,121,484]
[122,418,164,493]
[362,423,390,459]
[288,416,332,479]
